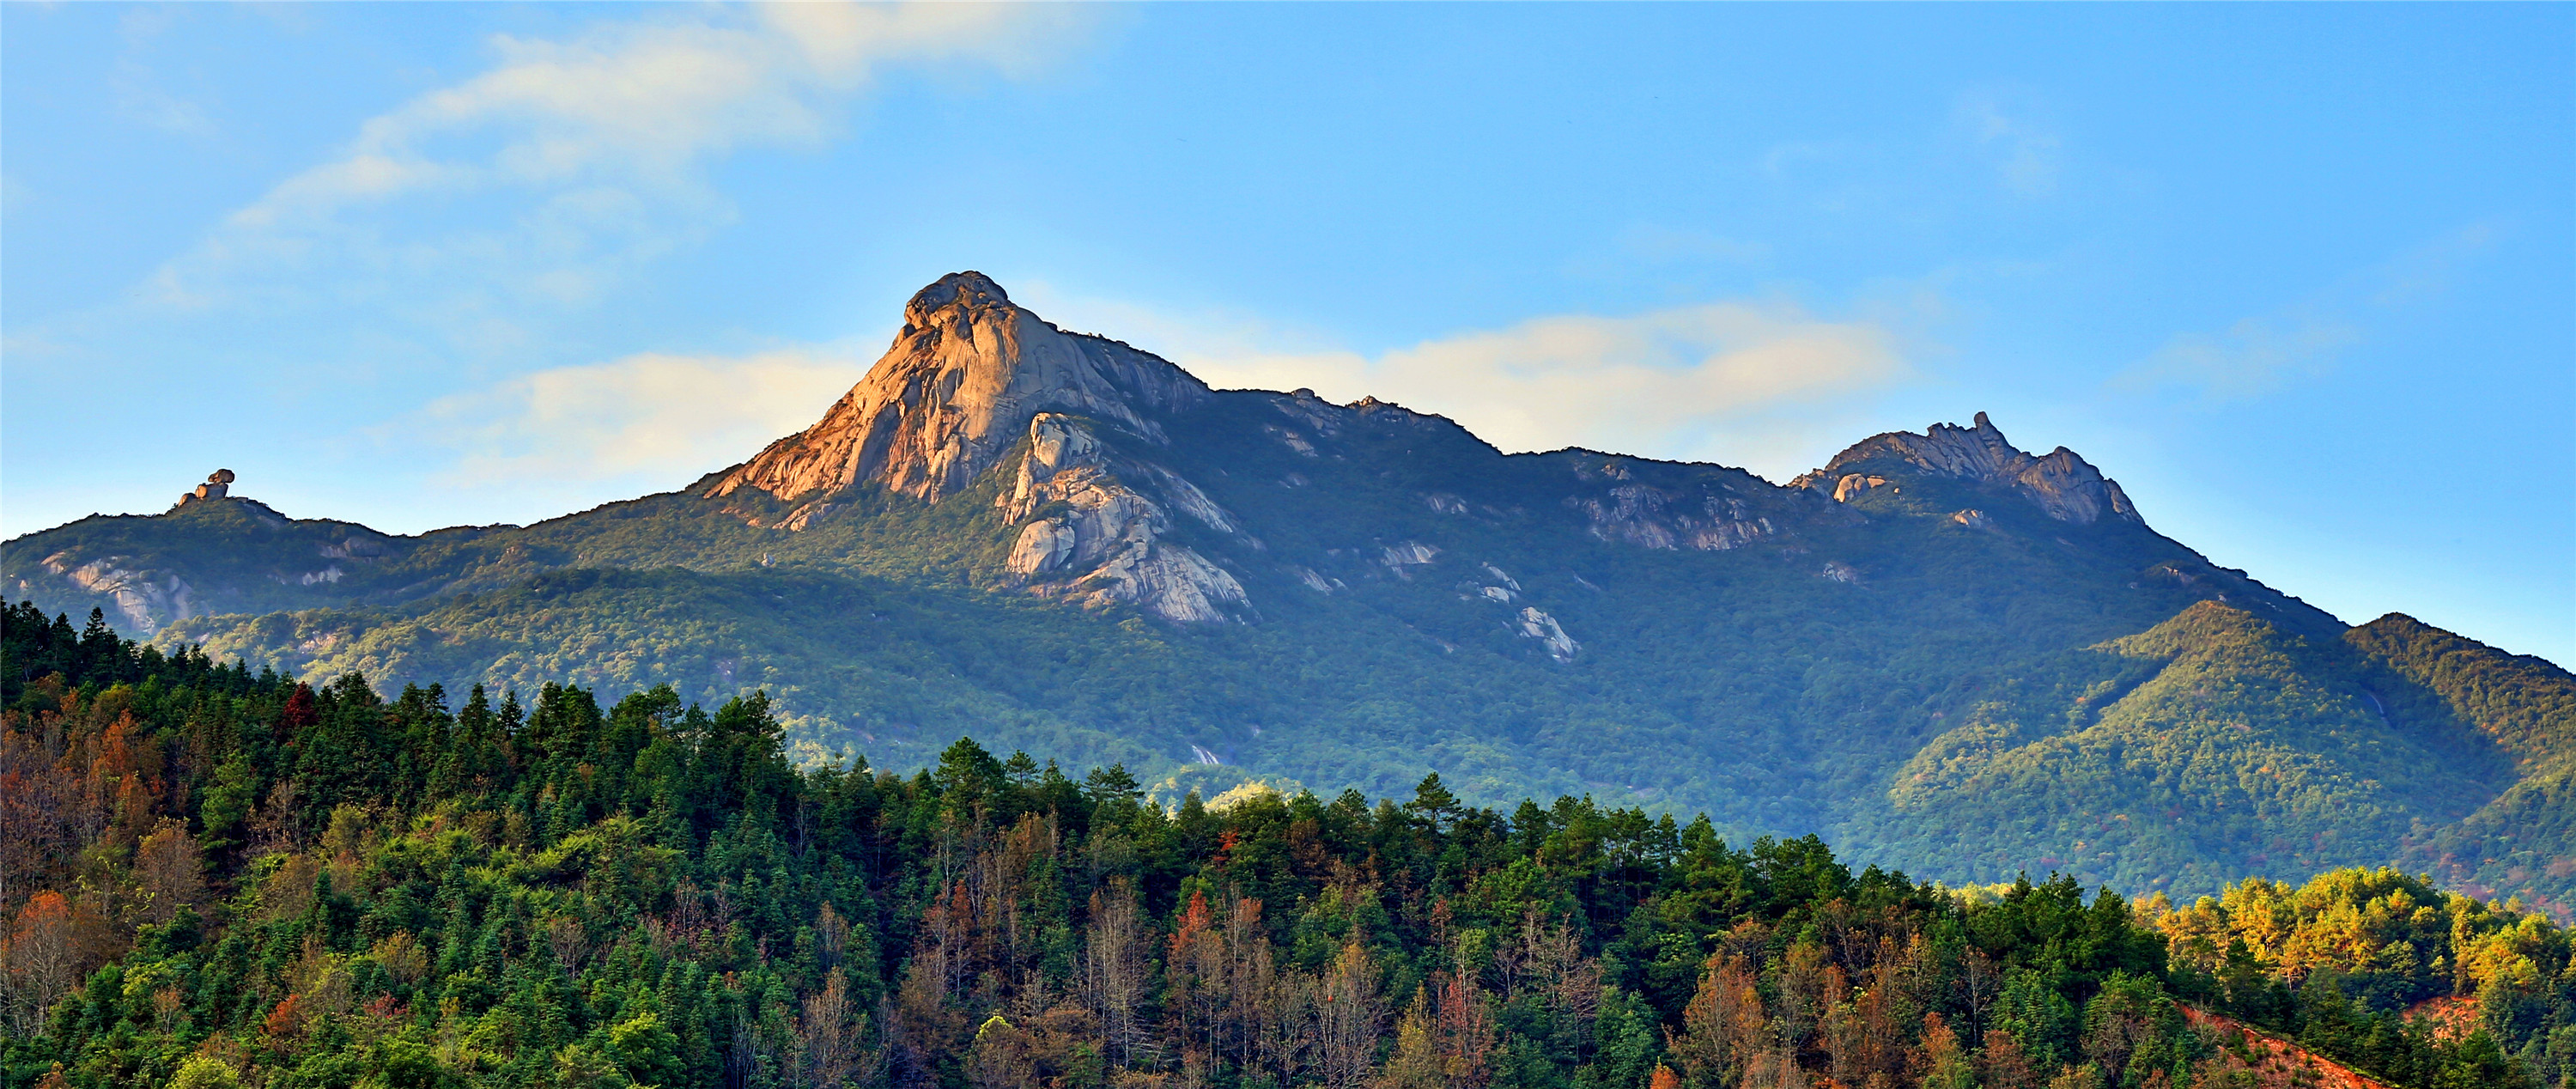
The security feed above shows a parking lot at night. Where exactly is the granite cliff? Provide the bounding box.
[994,412,1249,624]
[705,273,1247,622]
[706,272,1209,520]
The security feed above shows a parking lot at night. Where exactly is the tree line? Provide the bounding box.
[2,599,2566,1088]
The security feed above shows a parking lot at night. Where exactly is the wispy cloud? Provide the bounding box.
[2130,315,2362,401]
[410,346,866,489]
[1954,89,2061,198]
[1026,285,1914,476]
[145,4,1092,336]
[2123,224,2495,402]
[109,9,220,138]
[1616,224,1772,265]
[1759,140,1866,182]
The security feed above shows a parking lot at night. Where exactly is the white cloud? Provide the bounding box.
[413,346,866,488]
[149,4,1092,328]
[1024,285,1912,475]
[405,289,1906,499]
[263,4,1080,210]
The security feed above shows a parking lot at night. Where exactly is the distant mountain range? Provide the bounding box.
[9,271,2569,913]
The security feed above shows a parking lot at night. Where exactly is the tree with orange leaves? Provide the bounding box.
[3,890,83,1035]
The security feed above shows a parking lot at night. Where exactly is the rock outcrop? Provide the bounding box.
[175,469,236,508]
[39,552,197,634]
[1795,412,2141,526]
[1553,456,1796,553]
[1381,541,1441,573]
[994,414,1247,624]
[1516,606,1578,661]
[1832,474,1891,502]
[705,272,1210,521]
[1569,484,1780,551]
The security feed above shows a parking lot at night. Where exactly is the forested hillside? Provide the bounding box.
[1838,602,2518,905]
[6,603,2570,1088]
[2346,614,2576,916]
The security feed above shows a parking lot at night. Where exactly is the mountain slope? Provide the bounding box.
[2347,613,2576,916]
[1844,601,2513,897]
[5,271,2567,908]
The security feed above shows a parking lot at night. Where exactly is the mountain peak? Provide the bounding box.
[1802,412,2143,526]
[905,271,1011,325]
[705,273,1209,519]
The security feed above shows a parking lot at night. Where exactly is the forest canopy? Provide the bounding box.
[2,600,2570,1089]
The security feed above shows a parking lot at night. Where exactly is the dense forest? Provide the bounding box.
[3,599,2571,1088]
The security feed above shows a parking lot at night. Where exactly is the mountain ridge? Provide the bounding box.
[4,271,2566,912]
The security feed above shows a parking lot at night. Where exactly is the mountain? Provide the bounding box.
[6,271,2568,910]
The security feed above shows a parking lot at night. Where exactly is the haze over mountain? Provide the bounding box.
[9,272,2571,914]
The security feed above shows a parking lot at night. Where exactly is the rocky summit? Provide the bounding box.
[1793,411,2139,526]
[707,273,1210,514]
[706,273,1242,622]
[6,272,2570,914]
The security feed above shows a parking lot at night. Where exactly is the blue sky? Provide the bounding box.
[4,3,2570,664]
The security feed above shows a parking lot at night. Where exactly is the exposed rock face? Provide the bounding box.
[1081,544,1248,624]
[1381,541,1442,571]
[1566,477,1782,552]
[1423,560,1575,659]
[1002,413,1109,521]
[1796,412,2141,526]
[319,536,390,560]
[1516,606,1578,660]
[705,272,1211,514]
[994,414,1247,624]
[40,552,197,634]
[1832,475,1890,502]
